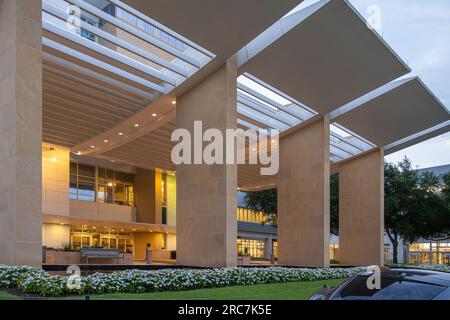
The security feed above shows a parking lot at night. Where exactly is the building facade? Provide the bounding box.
[42,143,279,264]
[1,0,449,268]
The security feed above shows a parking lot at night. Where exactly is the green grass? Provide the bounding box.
[0,291,22,300]
[0,278,346,300]
[76,278,346,300]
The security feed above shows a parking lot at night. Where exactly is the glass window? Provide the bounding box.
[80,15,97,42]
[77,164,95,201]
[98,167,114,204]
[273,241,278,258]
[70,162,95,201]
[97,167,134,206]
[236,239,265,258]
[162,207,167,225]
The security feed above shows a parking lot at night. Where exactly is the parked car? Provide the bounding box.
[310,268,450,300]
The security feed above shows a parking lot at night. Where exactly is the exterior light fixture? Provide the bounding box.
[134,123,139,127]
[118,132,123,136]
[90,145,95,148]
[104,139,108,143]
[152,113,157,117]
[171,100,176,105]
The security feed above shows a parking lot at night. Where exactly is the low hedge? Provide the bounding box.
[390,264,450,273]
[0,265,365,297]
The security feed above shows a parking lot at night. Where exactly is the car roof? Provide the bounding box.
[374,268,450,287]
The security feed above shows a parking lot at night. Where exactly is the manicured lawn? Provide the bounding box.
[0,291,22,300]
[0,278,346,300]
[78,278,346,300]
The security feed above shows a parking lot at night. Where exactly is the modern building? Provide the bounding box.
[1,0,449,268]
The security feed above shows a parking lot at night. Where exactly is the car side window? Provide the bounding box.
[434,287,450,300]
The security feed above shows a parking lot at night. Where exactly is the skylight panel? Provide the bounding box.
[238,75,292,106]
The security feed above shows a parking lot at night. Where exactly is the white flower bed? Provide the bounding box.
[392,264,450,273]
[0,265,365,297]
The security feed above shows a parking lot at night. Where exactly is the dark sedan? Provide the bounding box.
[310,268,450,300]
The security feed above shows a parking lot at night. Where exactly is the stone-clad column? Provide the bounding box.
[339,148,384,266]
[0,0,42,266]
[277,116,330,267]
[176,58,237,267]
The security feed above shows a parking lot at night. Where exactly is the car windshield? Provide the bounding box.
[334,275,447,300]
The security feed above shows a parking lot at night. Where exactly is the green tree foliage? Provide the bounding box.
[330,174,339,235]
[243,175,340,231]
[244,189,277,225]
[385,157,450,263]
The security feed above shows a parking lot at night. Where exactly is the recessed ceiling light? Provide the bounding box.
[134,123,139,127]
[118,132,123,136]
[152,113,157,117]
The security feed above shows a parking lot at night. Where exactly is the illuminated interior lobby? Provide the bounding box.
[1,0,449,268]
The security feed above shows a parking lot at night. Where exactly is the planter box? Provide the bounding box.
[46,250,81,265]
[237,255,251,266]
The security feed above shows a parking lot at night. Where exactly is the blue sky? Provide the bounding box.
[292,0,450,169]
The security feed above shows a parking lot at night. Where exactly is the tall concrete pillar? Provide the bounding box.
[339,148,384,266]
[176,58,237,267]
[0,0,42,266]
[264,235,273,260]
[277,117,330,267]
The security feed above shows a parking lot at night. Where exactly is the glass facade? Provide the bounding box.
[70,225,133,253]
[237,238,265,258]
[70,161,135,206]
[409,241,450,265]
[272,240,278,258]
[237,207,272,224]
[70,162,96,201]
[330,244,339,262]
[161,173,167,224]
[80,15,97,42]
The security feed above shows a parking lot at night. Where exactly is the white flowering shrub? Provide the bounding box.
[391,264,450,273]
[0,265,365,297]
